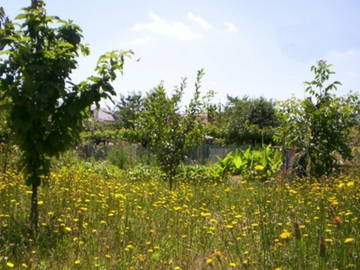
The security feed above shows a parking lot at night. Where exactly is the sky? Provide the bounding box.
[1,0,360,105]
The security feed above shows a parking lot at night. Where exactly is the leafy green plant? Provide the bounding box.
[177,164,222,183]
[107,145,135,169]
[275,61,358,177]
[217,145,283,180]
[0,1,132,231]
[126,164,164,182]
[223,96,279,146]
[133,70,207,189]
[113,91,144,128]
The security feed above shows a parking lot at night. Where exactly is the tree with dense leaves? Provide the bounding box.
[275,61,358,177]
[224,96,278,146]
[0,1,132,231]
[113,91,144,129]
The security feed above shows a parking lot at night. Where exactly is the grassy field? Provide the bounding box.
[0,165,359,269]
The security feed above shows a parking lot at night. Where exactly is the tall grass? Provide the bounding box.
[0,165,359,269]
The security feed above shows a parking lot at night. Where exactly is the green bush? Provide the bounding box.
[126,164,164,182]
[216,145,283,181]
[177,164,222,183]
[107,145,135,170]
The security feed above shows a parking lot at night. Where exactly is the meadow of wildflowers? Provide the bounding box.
[0,164,359,269]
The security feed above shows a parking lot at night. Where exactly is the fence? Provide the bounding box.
[79,143,237,164]
[186,145,236,163]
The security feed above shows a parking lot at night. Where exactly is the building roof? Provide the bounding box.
[92,108,115,122]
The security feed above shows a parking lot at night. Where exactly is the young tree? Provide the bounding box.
[275,61,358,177]
[134,70,206,189]
[0,1,132,231]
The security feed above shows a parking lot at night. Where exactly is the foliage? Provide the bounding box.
[0,99,18,173]
[177,164,222,184]
[80,127,127,145]
[125,164,165,182]
[275,61,358,177]
[0,1,132,230]
[113,91,144,129]
[107,144,136,170]
[223,96,279,146]
[216,145,283,180]
[1,164,359,269]
[133,70,206,189]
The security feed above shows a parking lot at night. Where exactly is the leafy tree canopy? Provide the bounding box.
[275,60,358,177]
[133,70,206,189]
[223,96,279,146]
[113,91,144,129]
[0,0,132,229]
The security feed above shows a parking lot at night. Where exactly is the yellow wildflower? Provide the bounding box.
[206,258,213,265]
[279,230,291,239]
[6,262,14,268]
[344,238,354,244]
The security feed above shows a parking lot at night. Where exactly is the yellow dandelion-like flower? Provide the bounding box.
[200,212,211,217]
[6,262,15,268]
[337,182,345,188]
[255,165,264,171]
[229,262,237,267]
[347,181,354,187]
[344,238,354,244]
[279,230,291,239]
[325,238,333,243]
[206,258,213,265]
[74,260,81,265]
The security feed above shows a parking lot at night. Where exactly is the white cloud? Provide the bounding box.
[187,12,213,31]
[131,12,202,41]
[224,22,238,33]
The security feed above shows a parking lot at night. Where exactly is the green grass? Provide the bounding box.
[0,165,359,269]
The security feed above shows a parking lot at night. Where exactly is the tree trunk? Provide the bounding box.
[169,177,173,190]
[30,183,39,234]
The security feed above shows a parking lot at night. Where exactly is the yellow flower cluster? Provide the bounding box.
[0,165,358,269]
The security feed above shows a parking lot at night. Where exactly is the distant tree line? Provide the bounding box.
[111,92,279,147]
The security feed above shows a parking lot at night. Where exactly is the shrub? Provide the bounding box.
[107,145,135,170]
[216,145,283,181]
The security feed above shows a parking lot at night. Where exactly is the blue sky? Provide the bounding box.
[2,0,359,104]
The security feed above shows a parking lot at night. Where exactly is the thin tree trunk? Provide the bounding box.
[169,177,173,190]
[30,183,39,234]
